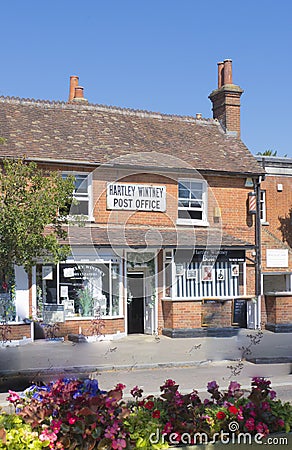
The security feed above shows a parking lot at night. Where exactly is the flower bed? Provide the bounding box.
[0,377,291,449]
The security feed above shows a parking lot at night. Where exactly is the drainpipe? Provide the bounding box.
[254,176,262,328]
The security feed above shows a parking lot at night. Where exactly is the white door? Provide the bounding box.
[144,272,154,334]
[247,300,256,329]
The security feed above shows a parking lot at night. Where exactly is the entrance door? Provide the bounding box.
[127,273,144,334]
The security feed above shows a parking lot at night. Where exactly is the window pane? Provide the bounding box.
[70,200,89,215]
[75,175,88,193]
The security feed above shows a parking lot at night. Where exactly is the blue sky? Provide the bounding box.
[1,0,292,157]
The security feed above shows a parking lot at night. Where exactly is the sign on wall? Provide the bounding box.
[266,249,288,268]
[107,183,166,212]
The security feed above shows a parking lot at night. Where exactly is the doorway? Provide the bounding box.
[127,273,144,334]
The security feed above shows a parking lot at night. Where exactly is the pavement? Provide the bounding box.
[0,329,291,409]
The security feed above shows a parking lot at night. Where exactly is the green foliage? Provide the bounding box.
[0,159,75,273]
[257,149,287,157]
[270,400,292,433]
[77,287,93,316]
[0,413,49,449]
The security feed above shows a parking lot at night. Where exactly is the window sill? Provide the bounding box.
[64,315,124,321]
[176,219,209,227]
[65,215,95,223]
[261,221,269,226]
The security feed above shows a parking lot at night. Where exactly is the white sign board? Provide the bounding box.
[266,249,288,267]
[107,183,166,212]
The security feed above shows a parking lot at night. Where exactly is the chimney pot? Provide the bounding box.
[217,62,224,88]
[74,86,85,99]
[69,75,79,102]
[223,59,233,85]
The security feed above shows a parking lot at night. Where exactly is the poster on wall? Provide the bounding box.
[231,264,239,277]
[175,264,184,276]
[216,269,225,281]
[187,269,197,280]
[201,265,213,281]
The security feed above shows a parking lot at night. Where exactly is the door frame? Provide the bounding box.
[125,255,157,335]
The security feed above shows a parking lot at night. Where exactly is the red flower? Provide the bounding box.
[216,411,226,420]
[144,400,155,410]
[68,417,77,425]
[152,410,161,419]
[228,405,238,415]
[115,383,126,391]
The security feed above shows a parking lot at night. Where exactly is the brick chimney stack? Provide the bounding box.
[68,76,88,103]
[209,59,243,137]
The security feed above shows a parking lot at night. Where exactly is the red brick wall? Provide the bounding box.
[162,301,202,329]
[9,324,31,340]
[162,300,233,329]
[265,295,292,324]
[57,318,125,338]
[260,174,292,273]
[93,171,177,227]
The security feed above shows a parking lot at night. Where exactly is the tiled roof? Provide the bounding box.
[0,96,263,174]
[66,226,254,249]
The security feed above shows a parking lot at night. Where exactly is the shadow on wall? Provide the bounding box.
[278,208,292,247]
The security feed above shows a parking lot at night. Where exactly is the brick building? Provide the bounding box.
[256,156,292,332]
[0,60,266,342]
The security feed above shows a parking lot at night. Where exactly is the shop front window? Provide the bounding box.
[164,249,245,299]
[36,262,121,319]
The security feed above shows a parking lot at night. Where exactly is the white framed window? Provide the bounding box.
[260,190,267,223]
[177,179,208,225]
[62,172,93,220]
[35,261,122,319]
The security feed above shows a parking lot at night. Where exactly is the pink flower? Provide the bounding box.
[261,401,271,411]
[269,390,277,400]
[68,417,77,425]
[7,390,20,403]
[163,421,173,433]
[160,379,177,391]
[277,419,285,428]
[164,379,176,387]
[112,438,127,449]
[51,419,62,433]
[115,383,126,391]
[245,418,255,432]
[256,422,269,436]
[39,429,58,443]
[228,381,241,394]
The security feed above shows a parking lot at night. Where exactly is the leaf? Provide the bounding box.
[0,427,6,444]
[78,407,94,416]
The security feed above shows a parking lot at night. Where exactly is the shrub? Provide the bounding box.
[4,377,292,449]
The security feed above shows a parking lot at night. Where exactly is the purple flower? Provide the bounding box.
[228,381,241,395]
[112,438,127,449]
[269,390,277,400]
[130,385,143,398]
[245,418,255,431]
[207,381,219,392]
[261,401,271,411]
[256,422,269,436]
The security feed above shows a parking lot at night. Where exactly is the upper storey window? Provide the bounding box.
[61,172,93,220]
[177,179,208,225]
